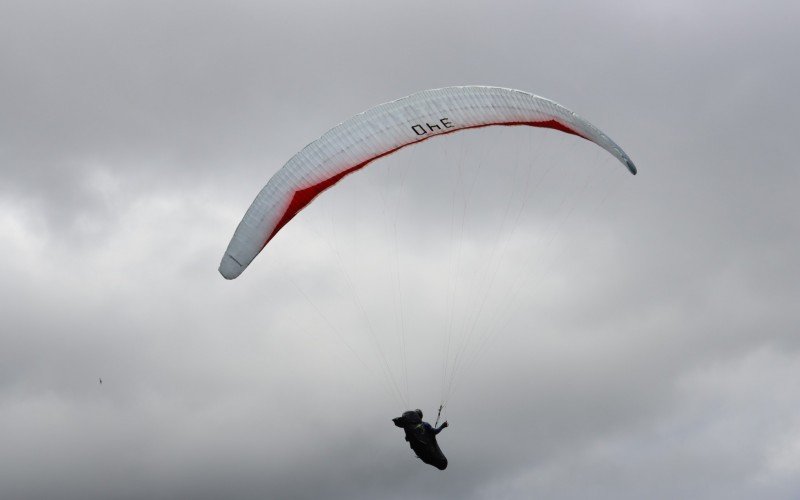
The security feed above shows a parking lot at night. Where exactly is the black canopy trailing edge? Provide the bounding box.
[392,410,448,470]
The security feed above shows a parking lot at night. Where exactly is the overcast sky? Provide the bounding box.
[2,1,799,499]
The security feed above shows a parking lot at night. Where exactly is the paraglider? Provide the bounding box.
[393,409,449,470]
[219,86,638,469]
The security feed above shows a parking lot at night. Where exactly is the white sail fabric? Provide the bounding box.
[220,86,636,279]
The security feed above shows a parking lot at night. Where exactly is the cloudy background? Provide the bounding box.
[2,1,799,498]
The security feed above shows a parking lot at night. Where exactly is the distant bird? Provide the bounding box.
[99,378,103,385]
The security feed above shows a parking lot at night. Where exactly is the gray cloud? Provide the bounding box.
[2,0,799,498]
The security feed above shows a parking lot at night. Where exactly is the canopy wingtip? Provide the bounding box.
[219,254,244,280]
[625,159,637,175]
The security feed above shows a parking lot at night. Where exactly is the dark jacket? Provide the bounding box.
[392,411,448,470]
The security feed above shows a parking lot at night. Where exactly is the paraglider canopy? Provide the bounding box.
[220,86,636,279]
